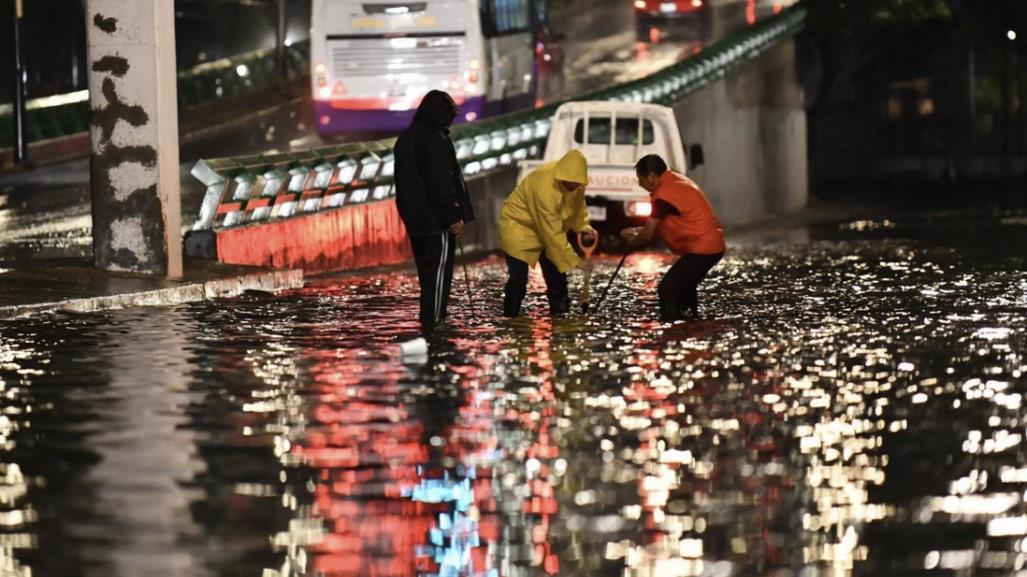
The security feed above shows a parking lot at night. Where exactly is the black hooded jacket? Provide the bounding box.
[394,91,475,236]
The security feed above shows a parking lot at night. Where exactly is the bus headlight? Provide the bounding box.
[318,86,332,99]
[466,60,480,87]
[626,201,652,217]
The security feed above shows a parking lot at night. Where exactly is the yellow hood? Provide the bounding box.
[553,149,588,185]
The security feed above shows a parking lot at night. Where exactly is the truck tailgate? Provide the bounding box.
[585,166,648,201]
[516,162,647,200]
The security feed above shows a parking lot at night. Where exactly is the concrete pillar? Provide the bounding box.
[86,0,182,278]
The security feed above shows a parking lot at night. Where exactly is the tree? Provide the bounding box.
[803,0,954,96]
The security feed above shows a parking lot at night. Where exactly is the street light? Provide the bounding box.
[10,0,29,166]
[1008,30,1017,41]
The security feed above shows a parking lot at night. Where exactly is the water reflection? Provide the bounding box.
[0,208,1024,576]
[0,335,35,577]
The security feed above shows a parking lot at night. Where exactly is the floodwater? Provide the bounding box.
[1,207,1025,577]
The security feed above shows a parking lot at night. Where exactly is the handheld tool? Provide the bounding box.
[578,230,599,313]
[591,250,630,313]
[457,238,477,321]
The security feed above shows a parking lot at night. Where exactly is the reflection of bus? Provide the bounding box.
[311,0,551,135]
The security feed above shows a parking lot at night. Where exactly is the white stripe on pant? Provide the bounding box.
[410,230,454,332]
[434,231,448,324]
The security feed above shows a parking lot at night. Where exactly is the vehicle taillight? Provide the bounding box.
[692,0,703,7]
[626,201,652,217]
[633,0,646,9]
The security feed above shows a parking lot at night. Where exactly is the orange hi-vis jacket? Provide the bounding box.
[652,170,726,255]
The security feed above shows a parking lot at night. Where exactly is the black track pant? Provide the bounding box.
[658,252,723,321]
[410,231,456,333]
[503,252,570,316]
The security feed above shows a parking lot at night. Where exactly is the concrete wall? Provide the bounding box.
[674,38,808,225]
[463,37,809,242]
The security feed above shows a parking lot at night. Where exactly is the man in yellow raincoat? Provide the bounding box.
[499,149,596,316]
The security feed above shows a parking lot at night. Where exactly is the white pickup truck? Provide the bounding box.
[518,100,703,244]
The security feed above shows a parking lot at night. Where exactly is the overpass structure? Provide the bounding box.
[185,6,808,274]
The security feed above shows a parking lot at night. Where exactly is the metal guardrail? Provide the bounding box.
[190,5,806,234]
[0,40,310,145]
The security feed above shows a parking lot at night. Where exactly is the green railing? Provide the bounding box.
[190,4,805,233]
[0,40,310,145]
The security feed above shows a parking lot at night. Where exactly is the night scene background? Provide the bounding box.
[0,1,1026,577]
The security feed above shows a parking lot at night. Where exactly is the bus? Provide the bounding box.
[310,0,552,136]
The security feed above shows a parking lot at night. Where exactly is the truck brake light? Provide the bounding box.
[626,201,652,217]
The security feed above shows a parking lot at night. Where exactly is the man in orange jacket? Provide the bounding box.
[620,154,725,321]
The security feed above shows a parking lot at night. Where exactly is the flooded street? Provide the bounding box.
[1,206,1026,577]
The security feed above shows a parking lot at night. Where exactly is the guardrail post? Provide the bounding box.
[10,0,29,165]
[86,0,182,278]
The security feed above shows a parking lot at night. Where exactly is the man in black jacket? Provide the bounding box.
[394,90,475,334]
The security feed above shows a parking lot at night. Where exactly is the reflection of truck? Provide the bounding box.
[518,100,703,246]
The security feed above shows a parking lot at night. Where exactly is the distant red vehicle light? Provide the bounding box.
[633,0,703,15]
[634,0,709,41]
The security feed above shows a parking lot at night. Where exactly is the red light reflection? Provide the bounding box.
[282,311,557,577]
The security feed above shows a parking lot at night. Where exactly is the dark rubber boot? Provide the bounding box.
[549,297,570,315]
[659,302,688,322]
[503,295,522,317]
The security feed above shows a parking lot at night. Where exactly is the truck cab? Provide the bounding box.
[518,100,702,247]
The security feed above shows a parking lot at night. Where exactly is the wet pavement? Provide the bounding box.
[1,205,1025,577]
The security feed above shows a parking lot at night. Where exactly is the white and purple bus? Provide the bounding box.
[311,0,551,135]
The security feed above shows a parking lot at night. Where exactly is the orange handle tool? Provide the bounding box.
[578,230,598,307]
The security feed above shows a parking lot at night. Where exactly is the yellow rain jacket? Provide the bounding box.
[499,149,590,273]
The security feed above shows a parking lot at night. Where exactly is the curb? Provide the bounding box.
[0,268,304,320]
